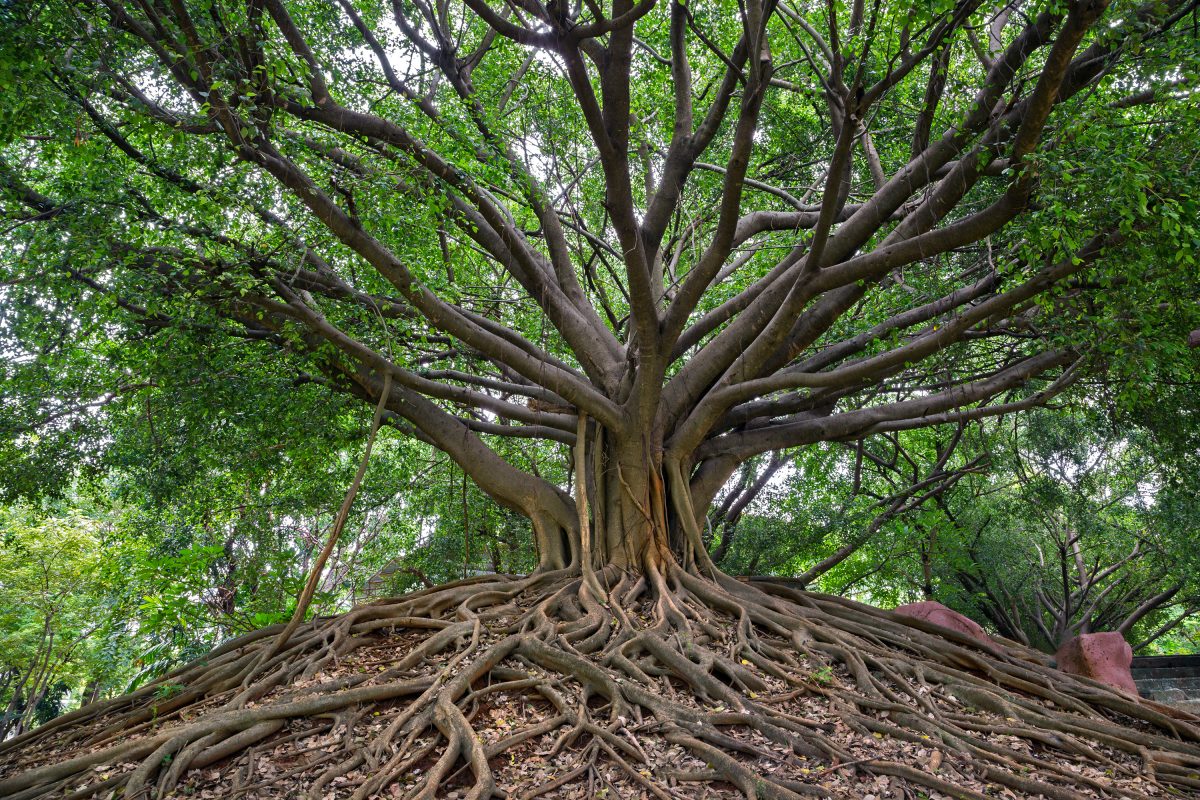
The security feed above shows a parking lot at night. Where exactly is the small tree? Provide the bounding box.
[0,509,107,739]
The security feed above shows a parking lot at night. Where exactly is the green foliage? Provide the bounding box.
[931,410,1200,653]
[0,505,121,735]
[723,403,1200,654]
[0,0,1197,732]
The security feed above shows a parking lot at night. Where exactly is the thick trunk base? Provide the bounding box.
[2,567,1199,800]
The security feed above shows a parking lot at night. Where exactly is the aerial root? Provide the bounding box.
[1,567,1198,800]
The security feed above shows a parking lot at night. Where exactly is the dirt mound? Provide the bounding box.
[2,570,1199,800]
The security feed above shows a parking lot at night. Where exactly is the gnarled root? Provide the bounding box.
[2,565,1198,800]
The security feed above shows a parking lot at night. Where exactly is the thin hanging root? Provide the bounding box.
[2,568,1198,800]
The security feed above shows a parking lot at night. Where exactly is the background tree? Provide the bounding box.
[931,411,1200,652]
[0,507,113,739]
[709,422,987,588]
[718,407,1200,652]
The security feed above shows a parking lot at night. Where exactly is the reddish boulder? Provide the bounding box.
[1054,632,1139,695]
[893,601,991,645]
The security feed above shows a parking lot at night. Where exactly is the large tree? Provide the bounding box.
[2,0,1200,797]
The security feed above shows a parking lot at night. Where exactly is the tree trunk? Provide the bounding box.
[538,420,707,577]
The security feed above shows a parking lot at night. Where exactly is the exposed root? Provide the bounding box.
[2,566,1198,800]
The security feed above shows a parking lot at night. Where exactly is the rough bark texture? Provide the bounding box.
[2,568,1198,800]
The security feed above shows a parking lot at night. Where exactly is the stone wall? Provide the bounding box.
[1132,655,1200,714]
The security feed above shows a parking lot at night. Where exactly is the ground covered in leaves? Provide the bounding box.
[2,569,1199,800]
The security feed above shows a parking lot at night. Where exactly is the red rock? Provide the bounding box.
[1055,632,1139,695]
[893,601,991,645]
